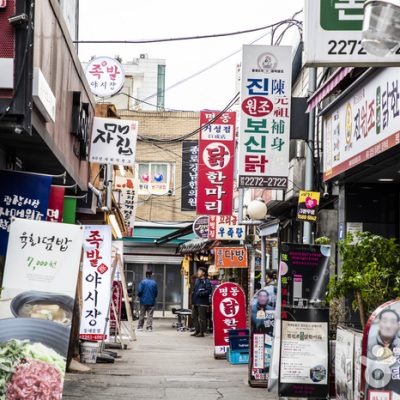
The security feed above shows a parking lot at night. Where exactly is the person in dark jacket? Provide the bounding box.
[191,266,212,337]
[137,270,158,332]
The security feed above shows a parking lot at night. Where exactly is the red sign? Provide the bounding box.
[196,111,236,216]
[46,186,65,222]
[110,280,123,329]
[212,282,246,357]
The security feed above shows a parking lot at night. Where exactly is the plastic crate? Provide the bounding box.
[229,350,249,365]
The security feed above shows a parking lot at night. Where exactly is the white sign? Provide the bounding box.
[354,332,363,400]
[85,56,125,97]
[208,214,246,241]
[90,117,138,166]
[304,0,400,66]
[324,68,400,181]
[238,45,291,189]
[280,321,329,385]
[3,218,84,298]
[112,240,124,281]
[80,225,112,341]
[335,327,355,400]
[32,68,56,123]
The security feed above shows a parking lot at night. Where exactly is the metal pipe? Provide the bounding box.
[303,67,317,245]
[106,164,113,211]
[260,235,266,288]
[249,246,256,300]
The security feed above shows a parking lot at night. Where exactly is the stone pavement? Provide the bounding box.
[63,319,276,399]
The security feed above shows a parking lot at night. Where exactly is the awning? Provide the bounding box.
[155,224,193,245]
[259,221,280,237]
[306,67,354,113]
[177,239,214,255]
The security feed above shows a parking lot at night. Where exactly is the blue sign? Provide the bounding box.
[0,171,52,255]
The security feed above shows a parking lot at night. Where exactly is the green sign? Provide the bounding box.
[62,198,77,224]
[320,0,364,31]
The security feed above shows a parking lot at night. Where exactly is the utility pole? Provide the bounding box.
[303,67,317,245]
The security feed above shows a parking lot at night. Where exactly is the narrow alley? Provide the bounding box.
[64,319,273,400]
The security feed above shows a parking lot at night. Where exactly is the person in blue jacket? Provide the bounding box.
[137,270,158,332]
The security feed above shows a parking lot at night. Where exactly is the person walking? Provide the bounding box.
[137,270,158,332]
[191,266,212,337]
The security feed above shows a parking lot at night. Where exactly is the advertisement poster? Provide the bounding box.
[212,283,246,357]
[196,111,236,216]
[181,140,198,211]
[336,327,355,400]
[208,215,246,241]
[363,300,400,399]
[80,225,112,341]
[297,191,320,223]
[0,170,52,255]
[354,332,363,400]
[238,45,291,189]
[47,186,65,223]
[215,247,248,269]
[0,218,84,399]
[249,284,277,386]
[110,281,123,330]
[90,117,138,166]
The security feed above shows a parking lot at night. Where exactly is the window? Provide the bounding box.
[136,162,175,195]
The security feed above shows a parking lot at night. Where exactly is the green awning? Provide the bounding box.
[124,226,196,245]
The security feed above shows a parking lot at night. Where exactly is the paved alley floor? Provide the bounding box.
[63,319,276,399]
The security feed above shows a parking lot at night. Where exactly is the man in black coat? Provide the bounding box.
[191,266,212,337]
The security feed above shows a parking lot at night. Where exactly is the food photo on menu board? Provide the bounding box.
[0,218,84,399]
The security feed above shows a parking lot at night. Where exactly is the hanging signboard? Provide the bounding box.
[0,218,84,399]
[296,190,320,223]
[212,282,246,358]
[208,215,246,241]
[215,247,248,269]
[304,0,400,67]
[90,117,138,166]
[335,327,355,400]
[80,225,112,341]
[363,300,400,399]
[0,170,52,255]
[47,186,65,222]
[193,216,209,239]
[114,174,138,237]
[181,140,198,211]
[249,284,277,387]
[323,68,400,181]
[196,111,236,216]
[85,56,125,97]
[238,45,291,189]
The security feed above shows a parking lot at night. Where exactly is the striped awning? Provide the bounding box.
[306,67,354,113]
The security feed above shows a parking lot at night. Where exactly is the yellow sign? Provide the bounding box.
[297,191,320,223]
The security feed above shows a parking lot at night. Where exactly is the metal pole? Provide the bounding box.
[106,164,113,211]
[249,246,256,300]
[260,235,266,288]
[303,67,317,245]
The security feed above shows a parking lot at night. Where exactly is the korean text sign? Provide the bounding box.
[90,117,138,166]
[47,186,65,223]
[215,247,248,269]
[0,170,52,255]
[212,283,246,357]
[208,215,246,241]
[238,45,291,189]
[181,141,198,211]
[196,111,236,216]
[296,191,320,223]
[80,225,112,341]
[323,68,400,181]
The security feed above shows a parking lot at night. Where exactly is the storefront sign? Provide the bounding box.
[250,284,277,386]
[32,67,56,123]
[212,282,246,357]
[90,117,138,166]
[47,186,65,223]
[137,162,171,195]
[196,111,236,216]
[0,170,52,255]
[215,247,248,269]
[85,56,125,97]
[297,191,320,223]
[0,218,84,398]
[208,215,246,241]
[110,281,123,330]
[324,68,400,181]
[335,327,355,400]
[304,1,400,67]
[181,140,198,211]
[193,216,209,239]
[238,45,291,189]
[80,225,112,341]
[363,300,400,399]
[114,174,138,237]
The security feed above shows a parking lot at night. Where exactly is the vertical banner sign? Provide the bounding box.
[208,214,246,241]
[296,191,320,223]
[114,174,138,237]
[212,283,246,358]
[335,327,355,400]
[249,284,277,387]
[363,300,400,399]
[110,281,123,330]
[47,186,65,222]
[90,117,138,166]
[238,45,292,189]
[181,140,198,211]
[0,170,52,255]
[80,225,112,341]
[197,111,236,216]
[1,218,84,399]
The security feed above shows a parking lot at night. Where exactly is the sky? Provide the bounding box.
[78,0,303,111]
